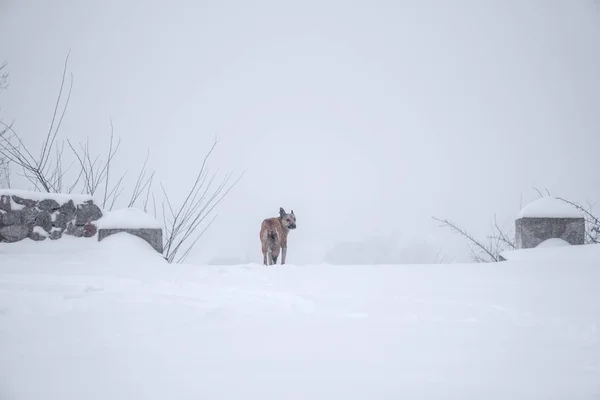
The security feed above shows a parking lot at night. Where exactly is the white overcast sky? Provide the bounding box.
[1,0,600,264]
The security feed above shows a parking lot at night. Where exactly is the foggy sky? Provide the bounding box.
[1,0,600,264]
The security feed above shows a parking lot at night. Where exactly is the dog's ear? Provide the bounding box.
[291,209,294,215]
[279,207,286,216]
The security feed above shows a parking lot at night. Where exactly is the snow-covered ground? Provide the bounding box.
[1,235,599,399]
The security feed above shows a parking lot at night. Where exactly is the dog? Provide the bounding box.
[260,207,296,265]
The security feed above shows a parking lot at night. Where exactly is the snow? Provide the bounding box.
[517,196,583,219]
[95,207,162,229]
[1,238,599,399]
[536,238,571,248]
[7,201,24,210]
[0,189,99,205]
[32,226,48,237]
[500,242,600,262]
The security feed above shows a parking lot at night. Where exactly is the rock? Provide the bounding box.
[59,201,76,229]
[49,229,62,240]
[21,207,39,225]
[76,202,102,225]
[0,195,11,211]
[2,210,21,226]
[38,199,60,211]
[34,211,52,233]
[83,223,97,238]
[59,200,77,223]
[0,195,106,242]
[12,195,37,208]
[65,221,75,234]
[65,222,84,237]
[28,231,47,241]
[0,225,29,242]
[52,212,68,230]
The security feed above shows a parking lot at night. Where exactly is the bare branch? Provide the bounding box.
[432,217,499,262]
[557,197,600,244]
[160,137,243,263]
[491,214,516,250]
[102,120,115,207]
[0,52,73,193]
[127,150,154,208]
[66,139,92,192]
[0,61,8,91]
[40,50,73,174]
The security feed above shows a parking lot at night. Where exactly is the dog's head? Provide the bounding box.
[279,207,296,230]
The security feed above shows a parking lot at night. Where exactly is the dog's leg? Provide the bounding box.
[262,241,268,265]
[271,247,281,265]
[282,247,287,265]
[267,249,273,265]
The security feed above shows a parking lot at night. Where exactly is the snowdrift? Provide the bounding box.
[0,236,599,399]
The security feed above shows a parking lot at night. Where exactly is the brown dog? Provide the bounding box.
[260,207,296,265]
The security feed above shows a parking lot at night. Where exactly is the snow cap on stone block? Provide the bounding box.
[95,207,161,230]
[516,196,583,219]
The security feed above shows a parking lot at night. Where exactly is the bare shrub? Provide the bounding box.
[160,137,244,263]
[0,53,243,263]
[0,53,72,193]
[432,215,515,263]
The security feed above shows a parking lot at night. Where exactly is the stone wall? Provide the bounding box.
[0,190,164,255]
[0,192,102,242]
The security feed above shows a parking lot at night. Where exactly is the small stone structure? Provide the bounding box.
[95,207,163,253]
[515,196,585,249]
[0,190,102,242]
[98,229,163,254]
[0,190,163,254]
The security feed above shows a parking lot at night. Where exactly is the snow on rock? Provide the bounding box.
[0,189,98,207]
[28,226,49,242]
[536,238,571,248]
[95,207,161,229]
[1,242,599,399]
[516,196,583,219]
[32,226,49,237]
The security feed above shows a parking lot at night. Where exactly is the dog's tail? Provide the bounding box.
[267,231,278,243]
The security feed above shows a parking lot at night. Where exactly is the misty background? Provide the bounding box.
[1,0,600,265]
